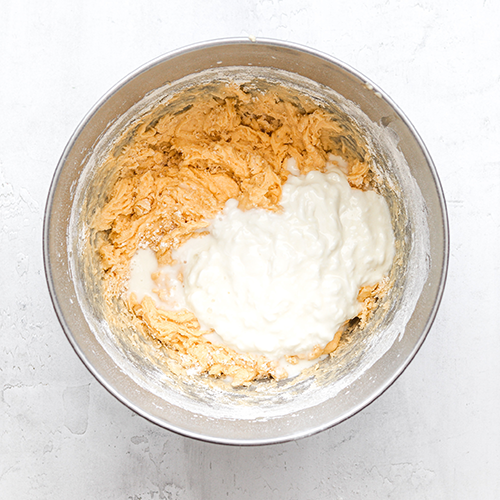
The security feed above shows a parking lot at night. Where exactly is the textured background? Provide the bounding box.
[1,1,499,498]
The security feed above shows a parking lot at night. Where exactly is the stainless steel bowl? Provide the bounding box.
[44,38,448,445]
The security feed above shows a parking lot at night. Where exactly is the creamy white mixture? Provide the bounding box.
[129,162,395,361]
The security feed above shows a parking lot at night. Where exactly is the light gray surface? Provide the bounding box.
[1,1,498,498]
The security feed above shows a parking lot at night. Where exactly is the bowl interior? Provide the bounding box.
[45,40,448,444]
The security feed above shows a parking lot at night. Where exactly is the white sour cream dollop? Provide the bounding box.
[169,164,395,360]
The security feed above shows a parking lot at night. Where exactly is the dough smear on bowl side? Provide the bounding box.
[91,82,395,387]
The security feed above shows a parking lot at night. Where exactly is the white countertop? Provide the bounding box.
[1,1,499,498]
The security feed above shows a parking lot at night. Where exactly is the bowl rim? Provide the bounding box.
[43,36,449,445]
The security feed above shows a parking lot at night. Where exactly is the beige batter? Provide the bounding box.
[92,82,390,386]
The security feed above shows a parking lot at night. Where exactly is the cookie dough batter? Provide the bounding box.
[92,82,393,386]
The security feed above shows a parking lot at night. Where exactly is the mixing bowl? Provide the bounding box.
[43,38,448,445]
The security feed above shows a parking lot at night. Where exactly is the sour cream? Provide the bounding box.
[168,163,395,360]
